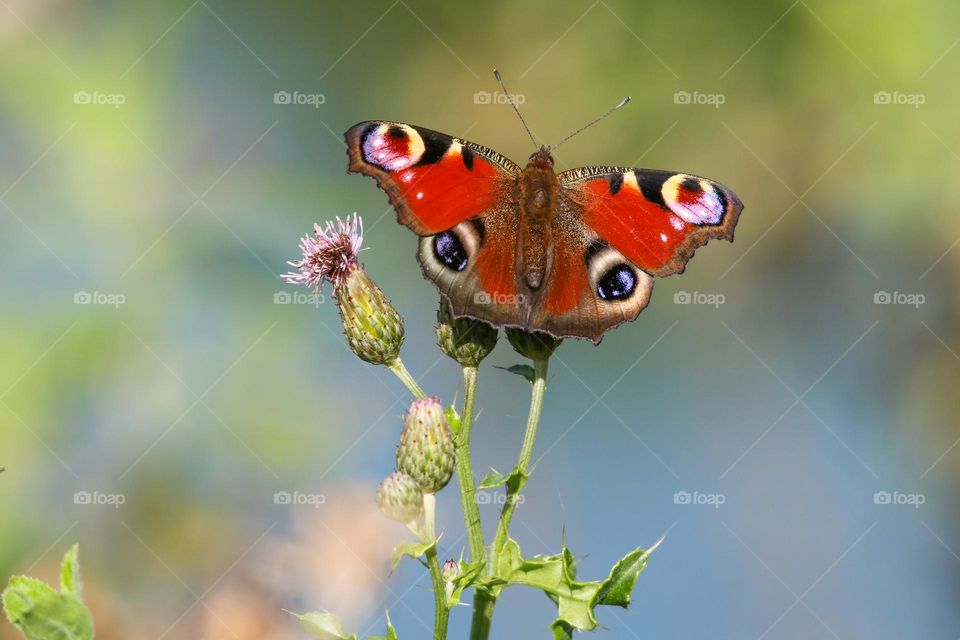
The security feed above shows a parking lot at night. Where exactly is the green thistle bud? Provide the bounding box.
[337,264,404,365]
[436,299,498,367]
[505,327,562,361]
[396,397,455,493]
[376,471,423,524]
[284,214,404,366]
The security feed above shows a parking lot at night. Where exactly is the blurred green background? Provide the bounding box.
[2,0,959,638]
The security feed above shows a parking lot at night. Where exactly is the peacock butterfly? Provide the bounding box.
[344,72,743,343]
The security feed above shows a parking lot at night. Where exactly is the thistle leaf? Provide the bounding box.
[2,563,94,640]
[389,537,439,571]
[291,611,357,640]
[496,364,535,382]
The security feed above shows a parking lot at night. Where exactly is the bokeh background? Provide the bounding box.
[2,0,959,638]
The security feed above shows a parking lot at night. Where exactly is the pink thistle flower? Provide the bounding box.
[284,213,364,292]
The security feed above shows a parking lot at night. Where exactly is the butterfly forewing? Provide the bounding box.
[558,167,743,278]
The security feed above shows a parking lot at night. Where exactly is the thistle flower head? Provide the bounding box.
[285,213,405,365]
[396,397,455,494]
[284,213,364,292]
[376,471,423,524]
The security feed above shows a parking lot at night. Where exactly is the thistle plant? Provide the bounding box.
[283,214,660,640]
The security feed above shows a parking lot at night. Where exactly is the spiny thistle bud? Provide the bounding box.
[337,264,404,365]
[284,214,404,365]
[436,299,498,368]
[441,559,460,582]
[505,327,562,361]
[376,471,423,524]
[396,397,455,494]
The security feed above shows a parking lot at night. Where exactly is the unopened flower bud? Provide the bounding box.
[397,397,455,493]
[505,327,562,361]
[436,299,498,367]
[441,559,460,582]
[377,471,423,524]
[283,214,405,366]
[337,264,404,365]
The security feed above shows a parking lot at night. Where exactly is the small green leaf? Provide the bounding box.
[2,576,94,640]
[478,467,528,494]
[367,609,398,640]
[444,404,461,435]
[551,619,575,640]
[59,545,81,599]
[594,537,662,608]
[2,546,94,640]
[290,611,357,640]
[478,470,510,490]
[497,364,535,382]
[389,537,438,571]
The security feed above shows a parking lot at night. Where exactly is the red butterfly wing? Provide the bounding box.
[557,167,743,277]
[346,121,528,328]
[346,121,520,234]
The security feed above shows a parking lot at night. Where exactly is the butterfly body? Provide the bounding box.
[517,148,557,291]
[346,120,743,343]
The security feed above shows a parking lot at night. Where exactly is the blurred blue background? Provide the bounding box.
[2,1,959,638]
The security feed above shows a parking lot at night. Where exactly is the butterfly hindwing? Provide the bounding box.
[557,167,743,277]
[528,208,654,342]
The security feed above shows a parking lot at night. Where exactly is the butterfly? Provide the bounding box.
[345,76,743,343]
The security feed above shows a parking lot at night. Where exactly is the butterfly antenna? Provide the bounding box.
[552,96,632,150]
[493,68,538,148]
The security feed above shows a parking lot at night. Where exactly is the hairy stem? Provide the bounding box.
[388,357,427,399]
[423,493,449,640]
[470,356,550,640]
[455,366,486,564]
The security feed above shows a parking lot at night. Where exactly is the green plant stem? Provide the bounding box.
[454,366,486,564]
[388,357,427,399]
[423,493,450,640]
[470,356,550,640]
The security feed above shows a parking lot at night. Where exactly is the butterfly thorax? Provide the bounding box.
[518,147,557,291]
